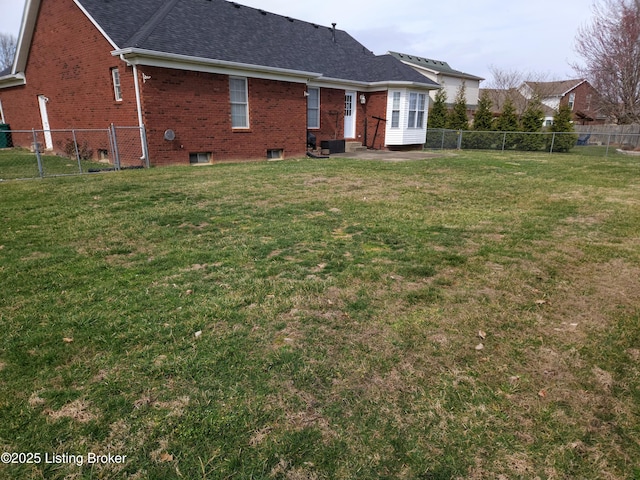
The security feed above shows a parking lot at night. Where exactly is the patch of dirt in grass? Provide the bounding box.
[270,458,319,480]
[303,176,331,186]
[44,398,97,423]
[133,394,190,417]
[28,391,46,407]
[592,366,614,392]
[20,251,52,261]
[547,258,640,335]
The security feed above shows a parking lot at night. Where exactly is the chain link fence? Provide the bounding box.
[0,125,148,181]
[425,128,640,157]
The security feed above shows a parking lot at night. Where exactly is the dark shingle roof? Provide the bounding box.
[388,51,483,81]
[77,0,437,86]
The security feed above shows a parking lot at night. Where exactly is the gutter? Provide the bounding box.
[112,48,323,84]
[112,48,440,91]
[312,77,440,91]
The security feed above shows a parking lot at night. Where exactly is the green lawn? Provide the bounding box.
[0,148,115,180]
[1,151,639,479]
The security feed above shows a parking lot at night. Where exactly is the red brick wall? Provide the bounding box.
[310,87,344,146]
[0,0,139,152]
[309,88,389,150]
[560,82,604,125]
[140,68,308,165]
[360,91,388,150]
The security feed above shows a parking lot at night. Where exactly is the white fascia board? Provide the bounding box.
[310,77,440,92]
[73,0,120,49]
[113,48,322,84]
[367,80,440,91]
[13,0,40,74]
[402,62,439,77]
[404,62,483,82]
[0,73,27,89]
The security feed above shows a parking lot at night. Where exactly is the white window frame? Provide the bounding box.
[111,68,122,102]
[391,92,401,128]
[408,92,426,129]
[307,87,320,129]
[568,92,576,111]
[229,77,249,129]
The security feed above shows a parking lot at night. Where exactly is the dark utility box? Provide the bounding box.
[320,139,345,154]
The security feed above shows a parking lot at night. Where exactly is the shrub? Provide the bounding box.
[64,139,94,160]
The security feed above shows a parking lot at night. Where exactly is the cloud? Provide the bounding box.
[1,0,597,83]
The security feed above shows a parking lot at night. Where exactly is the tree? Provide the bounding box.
[515,97,545,151]
[447,82,469,130]
[573,0,640,124]
[548,105,577,152]
[493,97,519,132]
[428,89,448,129]
[462,90,495,150]
[0,33,17,71]
[493,97,519,149]
[473,91,494,131]
[486,65,556,117]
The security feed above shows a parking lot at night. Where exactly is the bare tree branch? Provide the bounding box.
[573,0,640,124]
[485,66,556,116]
[0,33,17,71]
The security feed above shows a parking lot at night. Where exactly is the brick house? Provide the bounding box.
[0,0,439,166]
[520,79,606,126]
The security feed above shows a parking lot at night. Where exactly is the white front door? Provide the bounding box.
[344,91,356,139]
[37,95,53,150]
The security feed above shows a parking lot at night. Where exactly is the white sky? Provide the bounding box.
[0,0,596,82]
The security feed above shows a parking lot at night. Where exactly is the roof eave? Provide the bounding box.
[368,80,440,91]
[0,73,27,89]
[560,79,587,96]
[12,0,40,74]
[113,47,323,84]
[410,63,483,82]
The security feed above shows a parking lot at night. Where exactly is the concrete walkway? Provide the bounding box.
[330,149,446,162]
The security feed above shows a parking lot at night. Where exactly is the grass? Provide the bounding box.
[0,150,639,479]
[0,148,115,180]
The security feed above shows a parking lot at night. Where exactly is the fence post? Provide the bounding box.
[605,133,611,157]
[71,129,83,174]
[440,129,445,150]
[501,132,506,152]
[32,129,44,178]
[549,133,556,154]
[110,124,121,171]
[457,130,463,150]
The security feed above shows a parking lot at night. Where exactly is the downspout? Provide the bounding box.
[125,58,149,166]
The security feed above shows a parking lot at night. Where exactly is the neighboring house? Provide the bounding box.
[520,79,605,126]
[479,88,556,123]
[0,0,438,165]
[388,51,484,110]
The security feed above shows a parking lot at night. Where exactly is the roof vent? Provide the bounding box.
[259,9,267,15]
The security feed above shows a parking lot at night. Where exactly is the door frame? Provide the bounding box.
[344,91,356,139]
[37,94,53,150]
